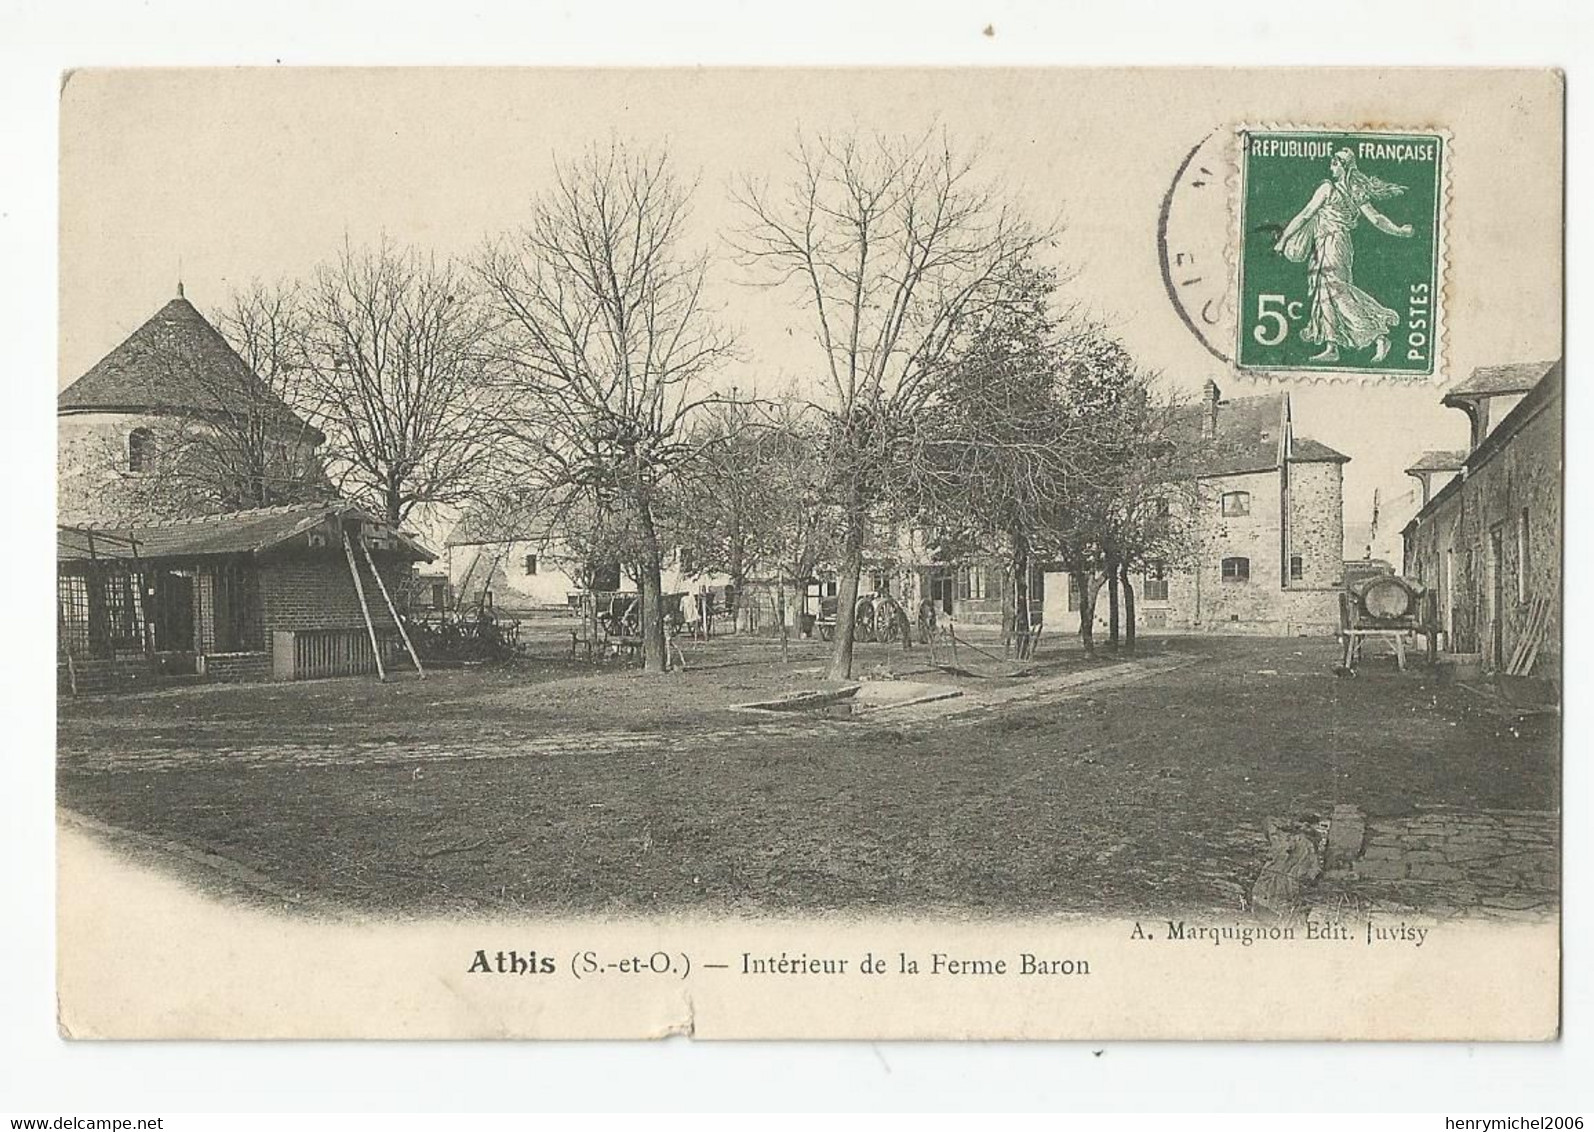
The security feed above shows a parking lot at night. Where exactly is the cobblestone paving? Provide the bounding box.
[1334,806,1559,920]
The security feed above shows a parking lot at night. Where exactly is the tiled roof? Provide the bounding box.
[58,296,321,441]
[1291,436,1351,464]
[1404,449,1468,474]
[1403,362,1563,536]
[1443,360,1558,400]
[59,501,434,563]
[1165,393,1287,477]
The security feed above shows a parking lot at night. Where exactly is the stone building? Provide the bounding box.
[442,511,735,619]
[1043,380,1349,637]
[1401,360,1561,675]
[58,287,326,524]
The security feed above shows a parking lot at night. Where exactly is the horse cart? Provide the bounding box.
[814,592,910,644]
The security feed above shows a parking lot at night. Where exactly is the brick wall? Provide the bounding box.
[198,651,271,683]
[259,551,410,634]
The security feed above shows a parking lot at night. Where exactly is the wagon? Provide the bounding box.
[576,591,689,657]
[814,592,908,644]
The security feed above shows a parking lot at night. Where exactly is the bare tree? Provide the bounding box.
[478,143,733,675]
[735,128,1048,679]
[669,390,764,619]
[301,239,501,527]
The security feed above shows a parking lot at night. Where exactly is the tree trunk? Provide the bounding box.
[1106,553,1121,649]
[826,503,866,681]
[1077,570,1103,660]
[384,474,403,528]
[635,501,668,674]
[776,580,790,663]
[1011,532,1031,660]
[1120,564,1137,653]
[1001,570,1015,659]
[728,541,746,634]
[1073,569,1096,657]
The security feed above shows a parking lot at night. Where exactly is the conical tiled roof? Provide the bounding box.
[58,295,321,441]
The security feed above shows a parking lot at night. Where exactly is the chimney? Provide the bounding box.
[1201,379,1221,439]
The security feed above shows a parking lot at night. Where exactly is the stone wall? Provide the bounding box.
[1036,457,1344,638]
[57,411,163,524]
[58,410,320,524]
[1403,388,1561,674]
[1287,459,1345,590]
[1189,469,1286,629]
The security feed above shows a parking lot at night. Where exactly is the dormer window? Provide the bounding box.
[127,427,155,473]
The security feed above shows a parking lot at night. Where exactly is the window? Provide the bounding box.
[1066,574,1081,611]
[1143,561,1169,603]
[203,560,263,652]
[127,427,155,473]
[103,568,148,653]
[58,573,92,657]
[1518,509,1531,603]
[1220,490,1251,517]
[430,582,447,610]
[1290,555,1304,581]
[678,548,696,575]
[957,566,988,601]
[1221,556,1250,583]
[523,553,539,576]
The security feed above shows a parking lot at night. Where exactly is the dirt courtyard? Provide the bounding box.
[56,634,1560,920]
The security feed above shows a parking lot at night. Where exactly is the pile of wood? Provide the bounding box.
[1505,595,1554,676]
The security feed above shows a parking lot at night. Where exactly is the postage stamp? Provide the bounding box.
[1235,128,1447,377]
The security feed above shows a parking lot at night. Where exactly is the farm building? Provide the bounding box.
[1401,360,1561,676]
[57,501,434,693]
[58,287,328,525]
[1042,380,1349,637]
[442,511,735,620]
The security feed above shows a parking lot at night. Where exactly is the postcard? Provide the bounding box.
[55,67,1562,1039]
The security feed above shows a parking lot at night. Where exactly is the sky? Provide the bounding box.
[58,68,1563,561]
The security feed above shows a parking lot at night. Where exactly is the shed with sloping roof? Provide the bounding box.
[58,501,434,692]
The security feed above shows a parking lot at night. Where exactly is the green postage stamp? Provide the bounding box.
[1236,128,1446,377]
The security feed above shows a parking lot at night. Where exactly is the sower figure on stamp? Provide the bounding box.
[1273,148,1414,363]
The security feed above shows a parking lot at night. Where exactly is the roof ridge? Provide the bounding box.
[76,501,338,531]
